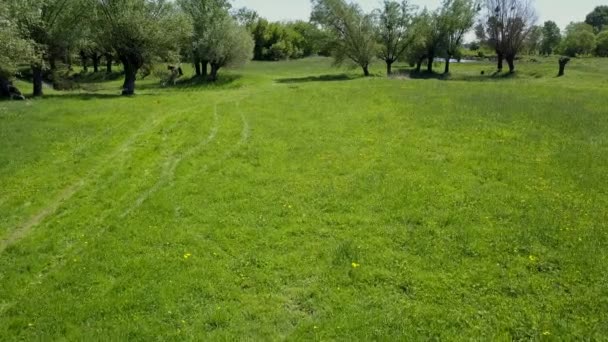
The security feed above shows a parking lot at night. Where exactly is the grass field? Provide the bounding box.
[1,57,607,340]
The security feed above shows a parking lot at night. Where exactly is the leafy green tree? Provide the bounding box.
[96,0,190,95]
[439,0,478,74]
[311,0,377,76]
[178,0,231,77]
[596,30,608,57]
[404,10,432,73]
[560,22,597,57]
[0,2,36,99]
[523,25,542,55]
[233,7,259,30]
[540,21,561,55]
[7,0,86,96]
[373,1,416,76]
[585,6,608,33]
[197,16,253,81]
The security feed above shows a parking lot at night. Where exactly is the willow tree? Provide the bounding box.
[95,0,190,95]
[373,0,416,76]
[6,0,85,96]
[311,0,377,76]
[439,0,478,74]
[197,16,254,81]
[0,2,36,99]
[482,0,537,72]
[178,0,231,77]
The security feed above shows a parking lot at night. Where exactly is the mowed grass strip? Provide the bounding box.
[0,57,607,339]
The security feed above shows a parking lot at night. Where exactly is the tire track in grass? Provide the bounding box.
[0,104,201,254]
[0,95,256,317]
[120,103,221,218]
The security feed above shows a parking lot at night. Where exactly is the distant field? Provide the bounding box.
[1,57,607,340]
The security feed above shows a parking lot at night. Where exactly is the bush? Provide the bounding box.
[596,31,608,57]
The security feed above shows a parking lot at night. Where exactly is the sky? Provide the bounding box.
[231,0,606,32]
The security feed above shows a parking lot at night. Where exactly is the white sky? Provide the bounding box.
[231,0,605,31]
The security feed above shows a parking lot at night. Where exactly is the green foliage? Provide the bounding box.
[585,5,608,33]
[312,0,378,75]
[438,0,478,71]
[248,19,324,61]
[595,30,608,57]
[560,22,597,57]
[540,20,561,55]
[373,0,416,72]
[197,16,253,79]
[0,3,36,78]
[523,25,542,54]
[95,0,191,94]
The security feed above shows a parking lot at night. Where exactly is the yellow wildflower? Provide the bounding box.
[184,253,192,259]
[351,262,360,268]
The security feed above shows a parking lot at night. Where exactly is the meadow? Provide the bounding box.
[1,57,607,340]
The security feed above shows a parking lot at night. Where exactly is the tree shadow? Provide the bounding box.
[395,67,520,82]
[70,71,124,84]
[137,74,242,91]
[275,74,361,84]
[41,93,155,100]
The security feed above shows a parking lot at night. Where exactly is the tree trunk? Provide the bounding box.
[92,53,101,73]
[32,65,43,97]
[49,57,57,71]
[195,60,201,76]
[120,54,142,96]
[386,60,393,76]
[362,64,370,76]
[80,51,88,72]
[105,53,113,73]
[496,52,503,71]
[202,61,209,77]
[427,53,434,73]
[208,64,220,82]
[558,57,570,77]
[506,55,515,73]
[416,57,424,73]
[444,56,451,74]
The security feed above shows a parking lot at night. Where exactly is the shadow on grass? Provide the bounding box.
[41,93,155,100]
[275,74,361,84]
[395,67,519,82]
[71,71,124,84]
[137,74,242,91]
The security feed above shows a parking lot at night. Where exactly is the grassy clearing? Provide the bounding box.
[1,57,607,340]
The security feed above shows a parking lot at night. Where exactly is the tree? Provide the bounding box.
[311,0,377,76]
[197,17,253,81]
[585,6,608,33]
[523,25,542,55]
[439,0,478,74]
[373,0,416,76]
[540,20,561,55]
[233,7,259,30]
[405,12,433,73]
[560,22,597,57]
[0,2,36,99]
[178,0,231,77]
[412,8,445,73]
[596,30,608,57]
[482,0,537,72]
[7,0,86,96]
[96,0,190,96]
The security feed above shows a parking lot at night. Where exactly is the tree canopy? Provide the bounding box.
[311,0,377,76]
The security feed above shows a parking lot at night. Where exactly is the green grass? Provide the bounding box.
[1,57,607,340]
